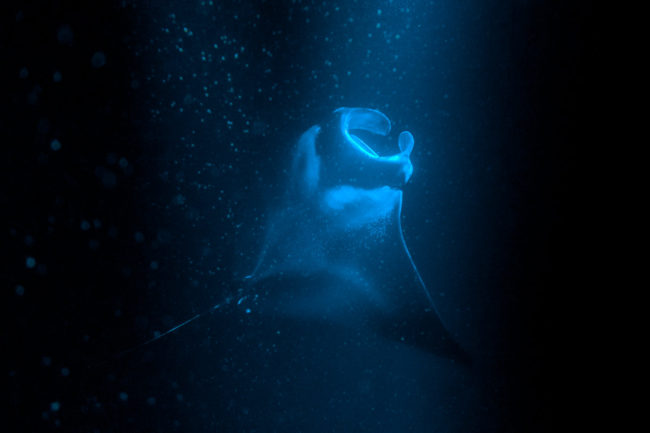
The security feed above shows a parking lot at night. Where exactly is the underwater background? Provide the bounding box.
[3,1,596,432]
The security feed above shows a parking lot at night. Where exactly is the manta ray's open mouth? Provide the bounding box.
[336,107,415,186]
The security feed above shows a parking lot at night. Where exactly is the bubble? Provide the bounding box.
[91,51,106,68]
[57,25,74,45]
[106,153,118,165]
[94,166,116,188]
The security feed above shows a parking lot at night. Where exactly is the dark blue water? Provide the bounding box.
[5,1,594,431]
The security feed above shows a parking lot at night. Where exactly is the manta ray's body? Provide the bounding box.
[245,107,467,362]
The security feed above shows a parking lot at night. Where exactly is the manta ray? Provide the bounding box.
[243,107,468,362]
[126,108,467,364]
